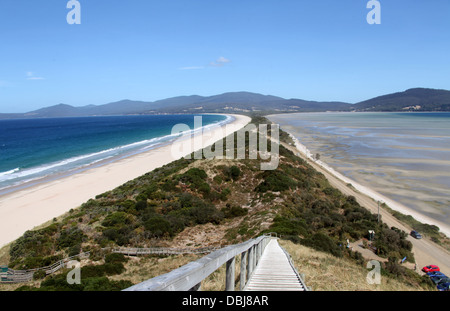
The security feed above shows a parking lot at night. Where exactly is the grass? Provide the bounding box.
[108,254,203,286]
[278,239,432,291]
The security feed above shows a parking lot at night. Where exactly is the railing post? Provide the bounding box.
[225,256,236,291]
[252,245,257,272]
[240,251,247,291]
[255,243,260,267]
[247,246,253,280]
[258,241,262,260]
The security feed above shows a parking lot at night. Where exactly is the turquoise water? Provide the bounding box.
[0,114,229,194]
[269,112,450,229]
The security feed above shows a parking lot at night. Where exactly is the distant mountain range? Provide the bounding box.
[1,88,449,119]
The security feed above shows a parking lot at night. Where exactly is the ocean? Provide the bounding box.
[0,114,228,195]
[268,112,450,231]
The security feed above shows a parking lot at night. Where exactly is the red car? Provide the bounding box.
[422,265,440,273]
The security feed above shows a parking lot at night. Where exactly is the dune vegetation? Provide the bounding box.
[0,117,433,291]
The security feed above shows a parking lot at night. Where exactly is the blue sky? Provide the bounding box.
[0,0,449,113]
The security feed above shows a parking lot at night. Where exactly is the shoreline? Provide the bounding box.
[283,128,450,237]
[0,115,233,196]
[0,114,251,248]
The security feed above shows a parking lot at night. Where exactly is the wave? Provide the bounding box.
[0,114,233,191]
[0,168,20,177]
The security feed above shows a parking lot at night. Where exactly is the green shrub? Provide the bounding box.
[197,182,211,195]
[117,200,135,212]
[20,273,133,291]
[144,215,173,238]
[9,228,56,261]
[103,262,126,275]
[68,244,82,257]
[180,168,207,182]
[223,205,248,218]
[268,216,308,237]
[301,233,343,257]
[255,170,297,192]
[178,168,210,194]
[373,227,415,262]
[135,200,148,211]
[33,270,47,280]
[185,205,224,225]
[102,227,132,246]
[213,175,223,184]
[105,253,128,264]
[57,227,86,250]
[229,166,241,180]
[102,212,131,228]
[13,254,63,270]
[220,166,240,181]
[220,188,231,201]
[81,262,125,278]
[82,277,133,291]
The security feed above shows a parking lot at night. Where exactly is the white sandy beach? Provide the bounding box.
[0,114,251,248]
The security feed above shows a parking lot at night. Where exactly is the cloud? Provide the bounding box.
[209,56,231,67]
[26,72,45,80]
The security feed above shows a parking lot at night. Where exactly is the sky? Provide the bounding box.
[0,0,449,113]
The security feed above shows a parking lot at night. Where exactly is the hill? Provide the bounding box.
[0,117,433,291]
[1,88,449,119]
[353,88,450,112]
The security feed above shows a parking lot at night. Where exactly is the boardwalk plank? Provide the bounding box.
[244,239,305,291]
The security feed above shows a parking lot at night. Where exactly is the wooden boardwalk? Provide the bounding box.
[244,239,306,291]
[124,235,309,292]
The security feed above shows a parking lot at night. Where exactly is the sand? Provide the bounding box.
[0,114,251,248]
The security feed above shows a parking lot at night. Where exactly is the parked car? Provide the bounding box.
[422,265,440,273]
[410,230,422,239]
[426,271,446,278]
[437,282,450,291]
[431,275,449,285]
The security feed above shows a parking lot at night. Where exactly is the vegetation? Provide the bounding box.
[9,89,450,120]
[279,239,434,291]
[0,116,432,291]
[383,204,450,251]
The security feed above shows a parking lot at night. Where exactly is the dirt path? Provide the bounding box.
[280,141,450,276]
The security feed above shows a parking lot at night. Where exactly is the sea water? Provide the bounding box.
[268,112,450,229]
[0,114,228,195]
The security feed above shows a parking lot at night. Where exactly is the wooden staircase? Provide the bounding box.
[244,239,306,291]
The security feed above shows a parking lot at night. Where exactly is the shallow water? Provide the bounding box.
[268,112,450,229]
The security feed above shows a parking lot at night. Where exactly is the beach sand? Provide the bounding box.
[0,114,251,248]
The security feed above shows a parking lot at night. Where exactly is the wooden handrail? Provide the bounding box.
[123,235,272,291]
[278,244,310,291]
[0,252,90,283]
[112,246,217,256]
